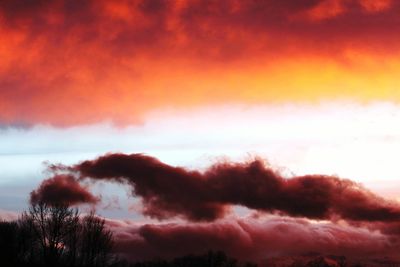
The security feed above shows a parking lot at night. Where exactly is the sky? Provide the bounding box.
[2,0,400,262]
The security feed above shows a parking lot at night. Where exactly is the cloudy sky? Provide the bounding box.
[2,0,400,262]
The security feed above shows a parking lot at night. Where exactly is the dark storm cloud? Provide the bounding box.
[42,153,400,223]
[30,174,100,206]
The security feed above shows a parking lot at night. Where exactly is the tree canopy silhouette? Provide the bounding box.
[0,203,114,267]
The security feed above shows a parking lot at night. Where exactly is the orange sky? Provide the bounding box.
[1,0,400,126]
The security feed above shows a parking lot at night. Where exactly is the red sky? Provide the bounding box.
[3,0,400,263]
[2,0,400,126]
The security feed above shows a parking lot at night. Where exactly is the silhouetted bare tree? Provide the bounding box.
[78,212,114,267]
[0,203,115,267]
[1,205,259,267]
[24,203,80,266]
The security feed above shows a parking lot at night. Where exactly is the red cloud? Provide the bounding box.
[1,0,400,126]
[106,216,392,262]
[44,153,400,223]
[31,153,400,261]
[30,174,100,206]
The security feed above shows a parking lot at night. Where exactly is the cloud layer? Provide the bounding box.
[2,0,400,126]
[37,153,400,224]
[28,152,400,260]
[106,216,393,261]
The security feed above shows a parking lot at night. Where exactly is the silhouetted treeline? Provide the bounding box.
[126,251,257,267]
[0,203,259,267]
[0,203,114,267]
